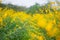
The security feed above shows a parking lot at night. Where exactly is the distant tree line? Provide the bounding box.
[0,3,27,11]
[0,3,60,14]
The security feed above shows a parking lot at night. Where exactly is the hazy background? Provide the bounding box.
[1,0,60,7]
[2,0,49,7]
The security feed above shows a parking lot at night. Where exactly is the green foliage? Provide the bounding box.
[0,2,60,40]
[26,3,40,14]
[0,3,27,11]
[0,17,30,40]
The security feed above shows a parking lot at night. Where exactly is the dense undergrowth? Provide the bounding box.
[0,3,60,40]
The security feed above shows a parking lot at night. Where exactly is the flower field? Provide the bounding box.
[0,4,60,40]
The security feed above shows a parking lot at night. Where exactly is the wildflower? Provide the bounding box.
[37,36,44,40]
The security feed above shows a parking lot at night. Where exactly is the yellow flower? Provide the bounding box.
[32,14,44,21]
[49,13,53,18]
[37,36,44,40]
[19,12,31,21]
[0,17,2,22]
[31,33,36,37]
[0,17,3,27]
[3,13,8,18]
[37,16,47,27]
[29,32,37,40]
[37,18,47,28]
[46,21,53,32]
[46,21,58,36]
[48,27,58,37]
